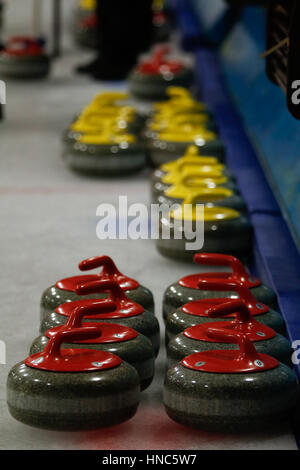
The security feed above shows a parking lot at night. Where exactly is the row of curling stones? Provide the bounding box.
[40,279,160,356]
[62,92,146,175]
[0,37,50,79]
[7,255,158,431]
[167,299,291,367]
[40,255,154,317]
[32,301,155,391]
[128,46,194,101]
[163,253,278,320]
[143,87,225,165]
[163,327,298,433]
[7,327,141,431]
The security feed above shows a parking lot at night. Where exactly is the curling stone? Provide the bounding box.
[31,302,155,390]
[41,279,160,355]
[73,11,97,49]
[150,86,209,115]
[156,200,252,262]
[63,92,144,144]
[152,1,171,43]
[147,125,225,166]
[160,163,235,183]
[0,37,50,78]
[163,253,277,321]
[156,183,246,214]
[167,299,291,367]
[164,327,298,433]
[165,279,285,343]
[128,46,194,101]
[151,145,223,186]
[85,91,136,113]
[146,109,215,133]
[147,89,211,128]
[74,0,96,20]
[64,109,143,147]
[144,112,217,144]
[40,255,154,321]
[152,166,239,203]
[7,327,140,431]
[62,129,145,175]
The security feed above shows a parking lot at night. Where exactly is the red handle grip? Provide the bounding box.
[79,255,120,275]
[206,326,259,362]
[207,299,250,322]
[197,278,258,307]
[44,327,102,359]
[193,253,250,282]
[65,300,116,328]
[75,278,127,301]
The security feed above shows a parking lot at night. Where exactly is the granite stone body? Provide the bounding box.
[62,140,146,175]
[157,215,252,262]
[72,15,97,49]
[163,362,298,433]
[128,68,194,101]
[0,54,50,78]
[147,137,225,166]
[7,361,140,431]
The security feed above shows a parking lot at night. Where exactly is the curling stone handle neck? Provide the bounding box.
[44,327,101,358]
[65,300,116,328]
[75,278,128,302]
[207,299,250,323]
[206,327,259,363]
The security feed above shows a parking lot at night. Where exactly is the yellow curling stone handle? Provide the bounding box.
[170,204,240,222]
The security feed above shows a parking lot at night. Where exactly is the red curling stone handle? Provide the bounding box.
[196,278,266,313]
[44,327,102,359]
[206,327,259,363]
[76,278,128,301]
[65,300,116,329]
[79,255,121,275]
[207,299,250,323]
[193,253,256,284]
